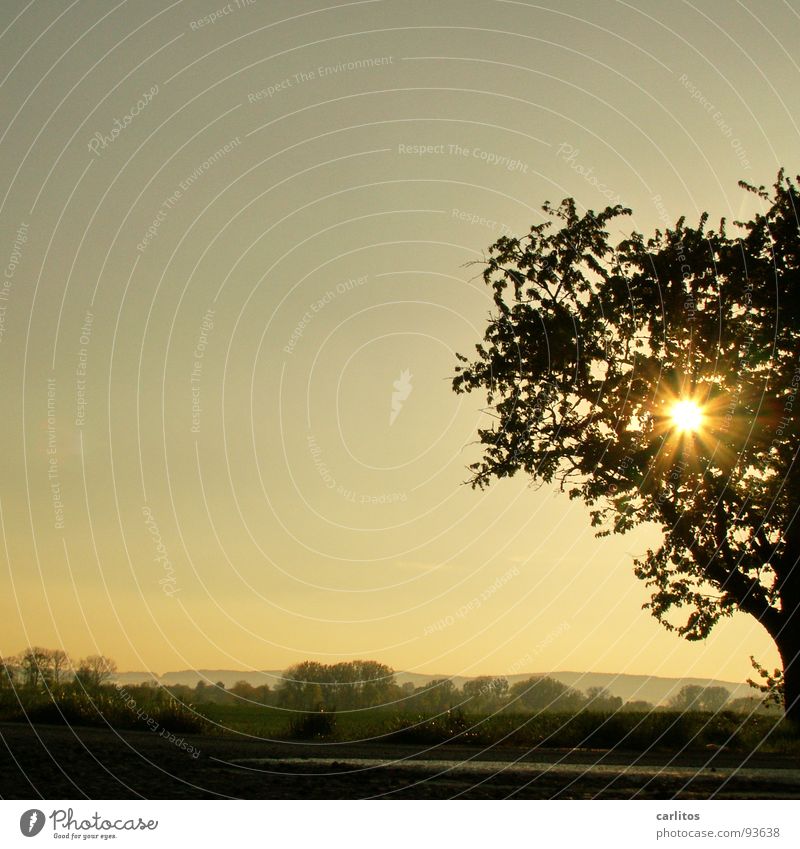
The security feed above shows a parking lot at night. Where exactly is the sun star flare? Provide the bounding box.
[670,399,704,433]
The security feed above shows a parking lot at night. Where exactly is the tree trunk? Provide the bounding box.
[776,521,800,726]
[776,623,800,726]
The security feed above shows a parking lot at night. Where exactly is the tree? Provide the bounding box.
[229,680,256,699]
[507,676,585,713]
[585,686,623,712]
[327,660,396,708]
[277,662,330,710]
[413,678,458,713]
[620,699,655,712]
[193,680,212,703]
[165,683,194,701]
[75,655,117,690]
[50,650,71,688]
[277,660,397,710]
[0,655,20,690]
[253,684,272,705]
[727,695,781,714]
[668,684,729,713]
[747,655,784,708]
[453,172,800,723]
[462,676,509,711]
[226,680,272,705]
[19,647,54,692]
[193,680,230,704]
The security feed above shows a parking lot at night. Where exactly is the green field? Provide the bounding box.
[194,702,798,755]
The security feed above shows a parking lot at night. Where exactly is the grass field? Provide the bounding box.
[3,689,797,757]
[197,702,799,755]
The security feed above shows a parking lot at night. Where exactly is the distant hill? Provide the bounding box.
[111,668,754,706]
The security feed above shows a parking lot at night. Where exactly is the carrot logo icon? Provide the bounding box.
[390,369,413,425]
[19,809,46,837]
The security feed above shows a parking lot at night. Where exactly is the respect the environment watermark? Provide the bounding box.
[137,138,242,252]
[247,56,393,102]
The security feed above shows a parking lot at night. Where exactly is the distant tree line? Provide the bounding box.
[0,649,780,718]
[1,647,117,694]
[0,648,204,734]
[139,666,782,716]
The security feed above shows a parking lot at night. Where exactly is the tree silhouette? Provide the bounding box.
[585,686,623,712]
[277,660,396,710]
[412,678,457,713]
[75,655,117,691]
[0,655,20,690]
[668,684,729,713]
[19,647,54,692]
[620,699,655,713]
[229,680,256,699]
[508,676,584,712]
[453,172,800,724]
[462,675,509,711]
[49,650,71,688]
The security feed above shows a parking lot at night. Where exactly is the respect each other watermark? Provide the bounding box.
[283,275,368,355]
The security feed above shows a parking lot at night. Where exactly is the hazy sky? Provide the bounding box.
[1,0,796,683]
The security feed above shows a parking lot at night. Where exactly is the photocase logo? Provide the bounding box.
[389,368,413,425]
[19,809,46,837]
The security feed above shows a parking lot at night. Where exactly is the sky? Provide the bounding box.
[0,0,797,682]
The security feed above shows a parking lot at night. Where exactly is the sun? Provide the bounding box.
[670,399,704,433]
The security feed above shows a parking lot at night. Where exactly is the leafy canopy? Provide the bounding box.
[454,172,800,643]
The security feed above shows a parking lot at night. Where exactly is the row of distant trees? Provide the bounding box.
[169,662,776,715]
[0,650,778,715]
[1,648,117,693]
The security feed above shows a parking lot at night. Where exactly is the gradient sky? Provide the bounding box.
[1,0,797,682]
